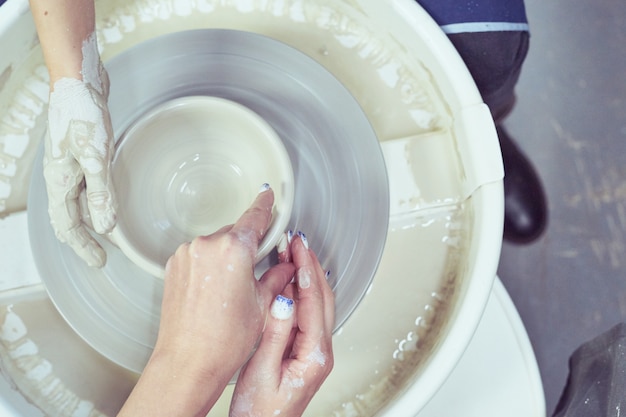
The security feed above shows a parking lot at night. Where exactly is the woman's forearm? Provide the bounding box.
[29,0,97,86]
[117,348,228,417]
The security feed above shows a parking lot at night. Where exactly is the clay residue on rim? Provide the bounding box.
[0,297,136,417]
[93,0,450,141]
[0,57,48,216]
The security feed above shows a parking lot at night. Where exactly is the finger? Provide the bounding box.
[84,169,116,234]
[50,190,107,267]
[63,226,107,267]
[309,251,336,334]
[229,185,274,255]
[290,235,335,381]
[287,235,334,384]
[302,240,327,281]
[44,158,107,267]
[291,233,328,348]
[276,230,293,263]
[245,295,296,378]
[78,189,94,230]
[69,119,117,234]
[281,283,299,357]
[258,262,296,307]
[214,224,234,235]
[282,282,297,303]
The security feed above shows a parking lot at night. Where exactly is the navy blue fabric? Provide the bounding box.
[417,0,528,33]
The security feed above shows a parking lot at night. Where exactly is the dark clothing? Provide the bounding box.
[447,31,529,121]
[415,0,530,121]
[417,0,528,33]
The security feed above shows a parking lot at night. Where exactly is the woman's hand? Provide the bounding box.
[230,232,335,417]
[156,187,296,380]
[118,187,296,417]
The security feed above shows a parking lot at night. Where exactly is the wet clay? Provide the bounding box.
[0,304,107,417]
[44,32,117,267]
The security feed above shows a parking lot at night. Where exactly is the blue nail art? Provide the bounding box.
[271,295,294,320]
[297,231,309,249]
[287,229,294,243]
[259,183,270,193]
[325,270,331,279]
[277,294,293,306]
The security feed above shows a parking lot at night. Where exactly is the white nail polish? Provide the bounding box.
[271,295,294,320]
[259,183,270,193]
[297,268,311,289]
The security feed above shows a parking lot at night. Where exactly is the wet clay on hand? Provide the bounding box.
[43,33,117,267]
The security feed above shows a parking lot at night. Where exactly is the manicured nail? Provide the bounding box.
[297,230,309,249]
[287,229,294,243]
[325,270,331,280]
[259,183,270,193]
[297,267,311,289]
[270,295,294,320]
[277,232,288,253]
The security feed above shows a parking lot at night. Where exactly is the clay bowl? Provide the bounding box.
[109,96,294,278]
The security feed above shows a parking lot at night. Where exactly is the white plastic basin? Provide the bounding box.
[0,1,503,416]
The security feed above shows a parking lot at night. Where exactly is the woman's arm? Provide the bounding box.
[29,0,96,86]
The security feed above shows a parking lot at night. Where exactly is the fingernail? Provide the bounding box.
[297,268,311,289]
[325,270,331,280]
[297,230,309,250]
[270,295,294,320]
[259,183,270,193]
[277,232,288,253]
[287,229,294,243]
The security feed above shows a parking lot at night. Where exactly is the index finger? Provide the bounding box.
[229,184,274,253]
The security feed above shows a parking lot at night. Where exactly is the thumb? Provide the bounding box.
[246,295,295,378]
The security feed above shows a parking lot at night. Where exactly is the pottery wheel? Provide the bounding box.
[28,29,389,373]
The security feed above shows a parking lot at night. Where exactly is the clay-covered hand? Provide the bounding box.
[43,60,117,268]
[230,231,335,417]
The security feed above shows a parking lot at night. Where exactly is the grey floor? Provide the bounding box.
[498,0,626,413]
